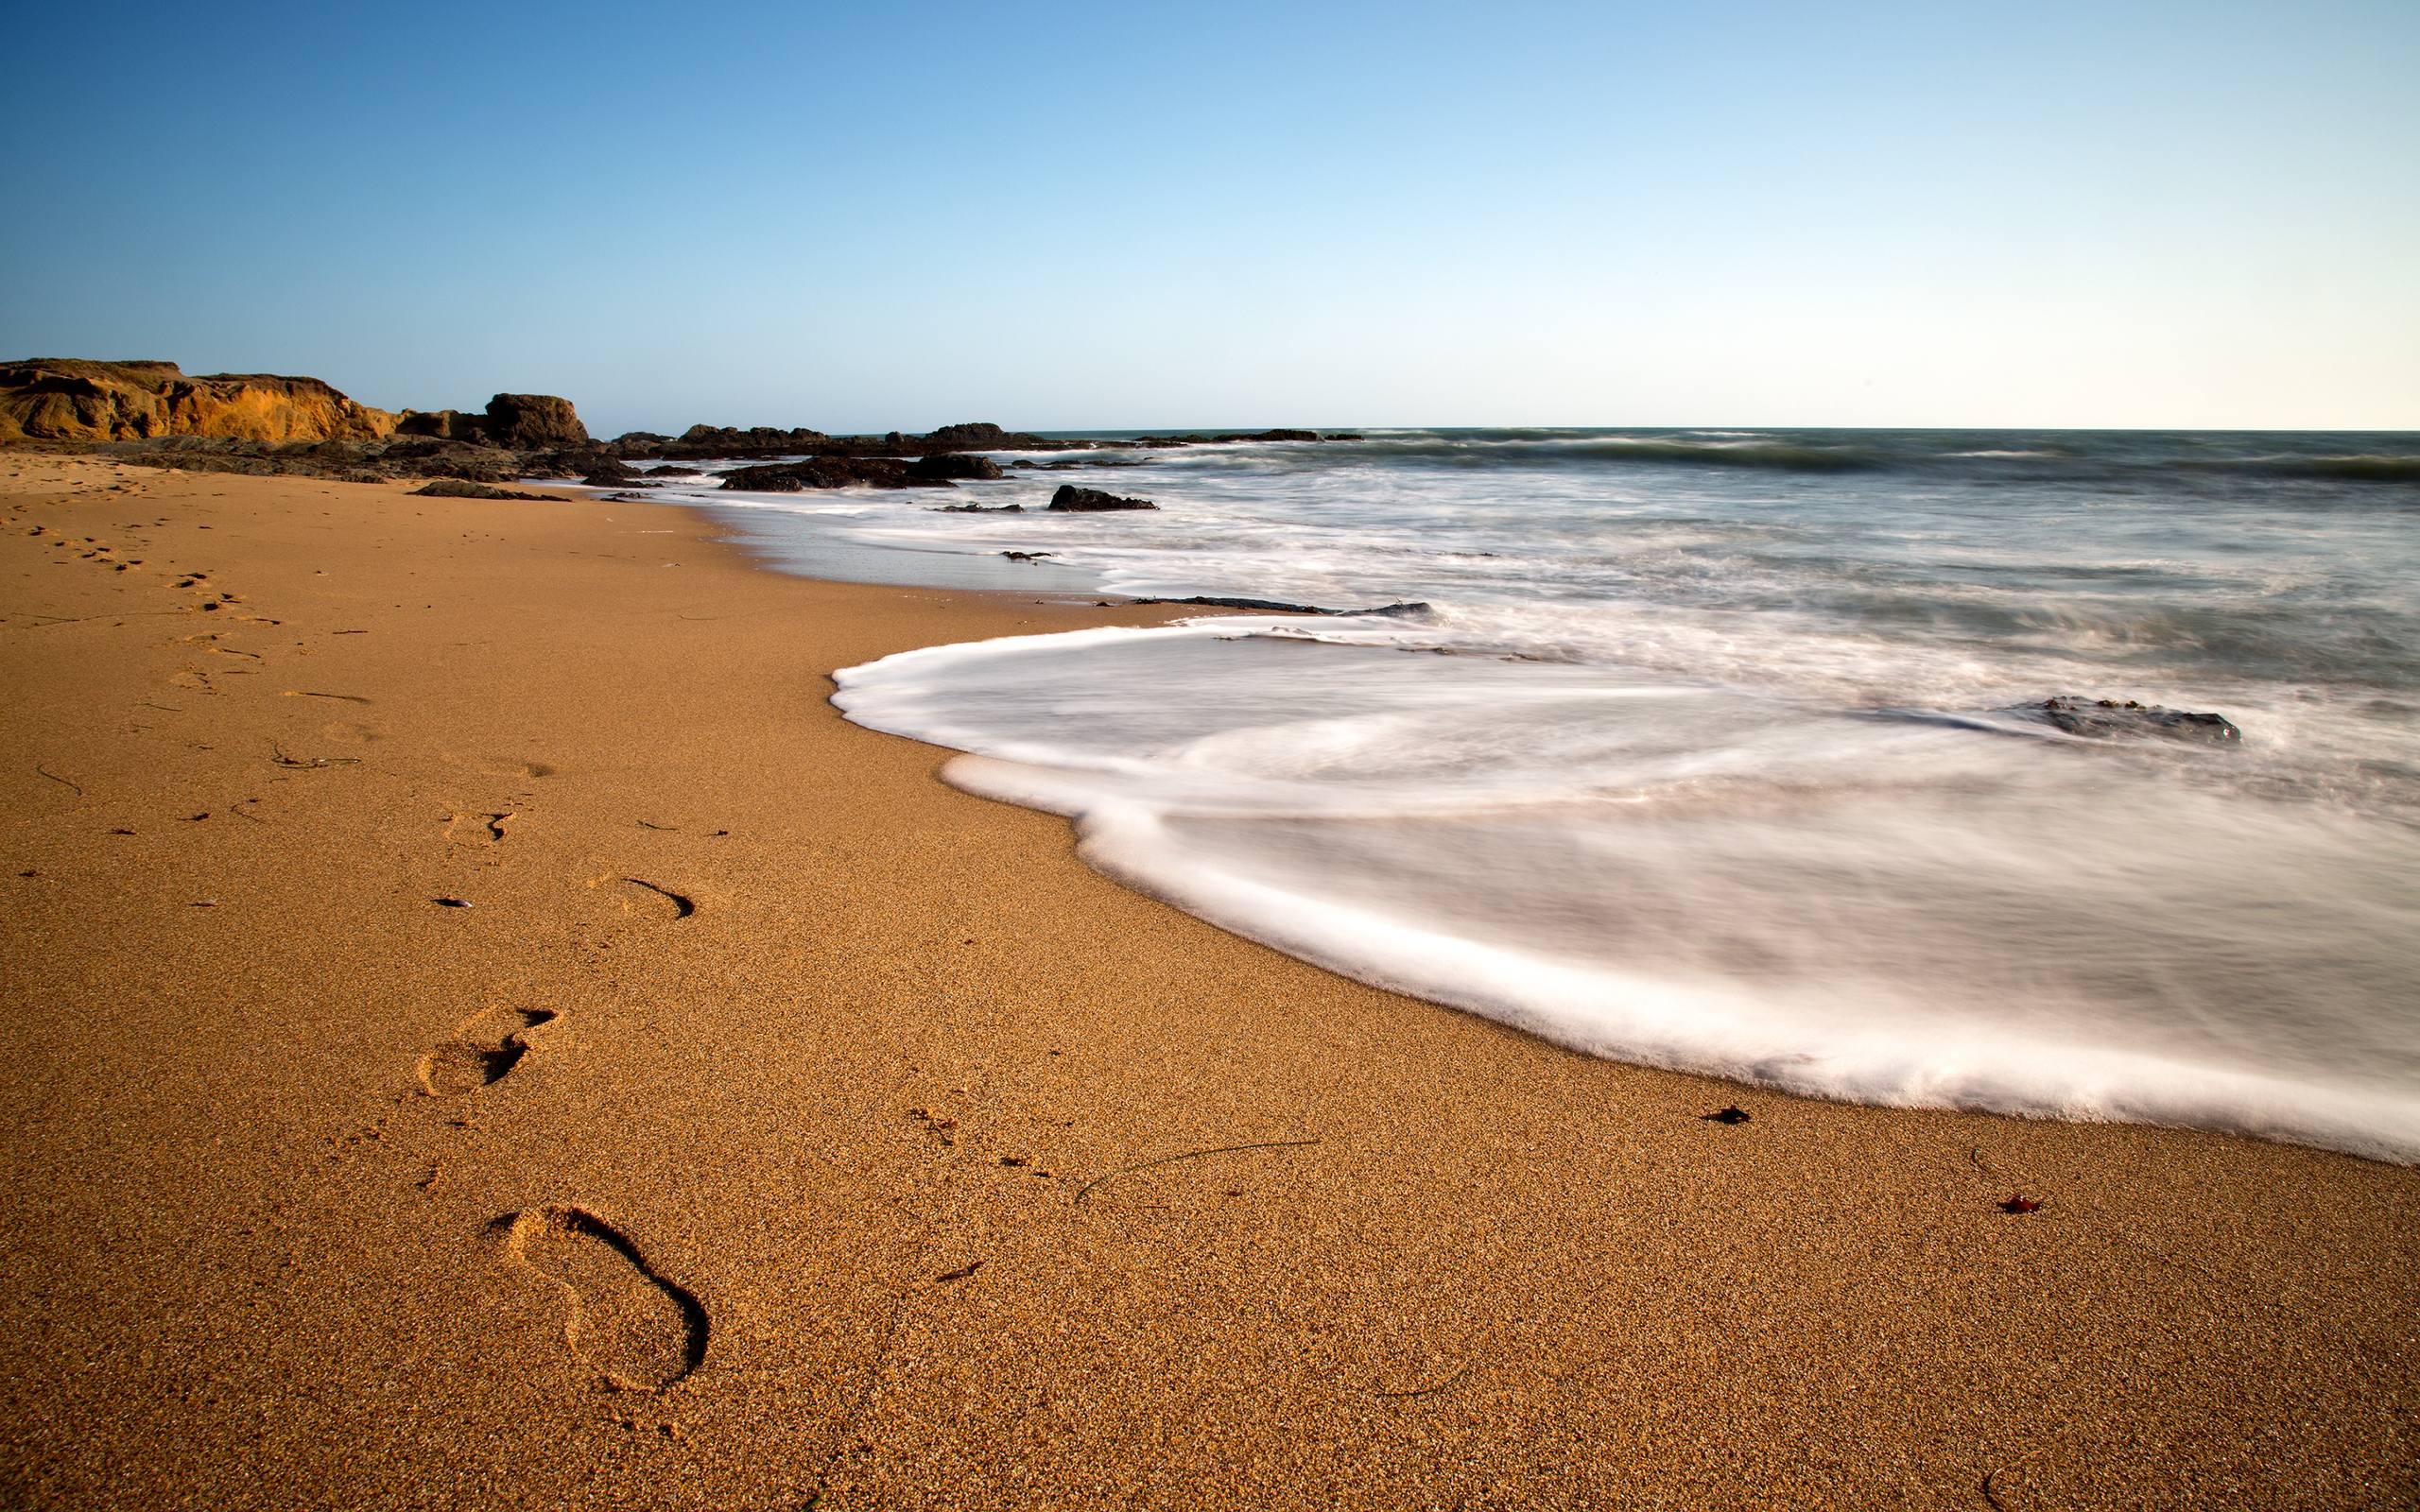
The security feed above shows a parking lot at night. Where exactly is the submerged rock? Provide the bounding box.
[2035,697,2241,744]
[1130,595,1434,618]
[1048,484,1157,512]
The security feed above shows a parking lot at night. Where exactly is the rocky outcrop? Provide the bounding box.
[1048,485,1157,512]
[920,422,1018,450]
[2036,697,2241,744]
[483,393,588,449]
[0,359,399,444]
[359,392,590,451]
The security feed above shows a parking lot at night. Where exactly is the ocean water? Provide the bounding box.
[665,429,2420,1162]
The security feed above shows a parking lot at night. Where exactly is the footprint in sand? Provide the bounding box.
[504,1205,708,1391]
[468,756,556,781]
[594,875,696,919]
[443,811,513,847]
[416,1006,557,1096]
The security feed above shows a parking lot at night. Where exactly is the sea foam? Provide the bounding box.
[836,618,2420,1163]
[682,423,2420,1160]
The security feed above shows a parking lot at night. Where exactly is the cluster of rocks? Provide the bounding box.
[2,359,1354,507]
[393,392,587,450]
[604,420,1359,464]
[715,455,1009,492]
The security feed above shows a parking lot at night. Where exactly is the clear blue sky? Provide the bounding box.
[4,1,2413,434]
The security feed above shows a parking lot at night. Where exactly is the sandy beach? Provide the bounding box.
[1,453,2413,1509]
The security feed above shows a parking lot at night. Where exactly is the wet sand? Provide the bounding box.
[1,454,2413,1509]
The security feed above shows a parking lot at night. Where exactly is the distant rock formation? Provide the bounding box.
[1048,485,1157,512]
[1129,429,1324,448]
[0,359,399,444]
[481,393,590,449]
[2,360,1345,505]
[389,396,589,450]
[616,421,1354,463]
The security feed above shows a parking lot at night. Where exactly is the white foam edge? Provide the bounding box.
[833,632,2420,1165]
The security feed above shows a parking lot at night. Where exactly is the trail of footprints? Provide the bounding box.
[39,492,719,1399]
[26,474,719,1398]
[416,807,710,1394]
[35,484,718,1397]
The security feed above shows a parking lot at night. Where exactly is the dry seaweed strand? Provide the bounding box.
[33,764,83,796]
[269,742,360,769]
[1071,1138,1321,1204]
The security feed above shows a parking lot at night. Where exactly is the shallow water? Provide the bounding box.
[669,428,2420,1161]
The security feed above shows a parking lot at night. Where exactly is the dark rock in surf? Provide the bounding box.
[719,457,944,491]
[2036,696,2241,744]
[908,454,1005,481]
[1128,595,1434,618]
[931,502,1023,512]
[574,454,643,487]
[1048,484,1156,512]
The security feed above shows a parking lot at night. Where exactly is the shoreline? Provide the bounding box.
[3,454,2414,1508]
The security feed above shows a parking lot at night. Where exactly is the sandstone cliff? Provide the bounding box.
[0,359,404,445]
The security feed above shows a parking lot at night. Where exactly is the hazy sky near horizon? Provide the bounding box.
[3,1,2414,434]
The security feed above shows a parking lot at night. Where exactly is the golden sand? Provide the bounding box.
[1,455,2413,1508]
